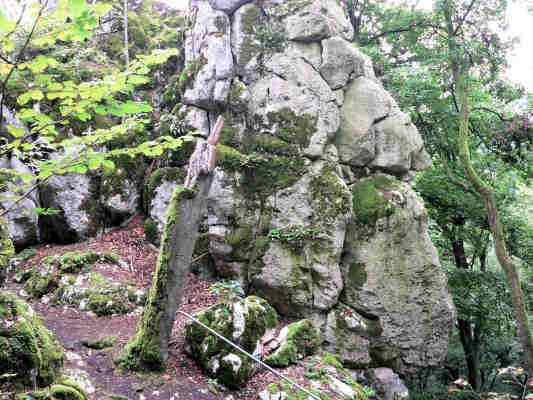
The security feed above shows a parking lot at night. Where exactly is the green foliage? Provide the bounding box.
[0,2,186,207]
[143,218,159,244]
[448,268,514,336]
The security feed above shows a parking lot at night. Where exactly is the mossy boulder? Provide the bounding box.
[341,179,455,373]
[0,292,64,387]
[81,335,116,350]
[86,290,133,317]
[23,251,120,300]
[16,378,88,400]
[53,272,141,317]
[261,353,374,400]
[55,251,105,273]
[185,296,278,388]
[265,319,320,367]
[24,266,59,298]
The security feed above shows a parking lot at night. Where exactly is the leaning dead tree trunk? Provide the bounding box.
[117,117,224,371]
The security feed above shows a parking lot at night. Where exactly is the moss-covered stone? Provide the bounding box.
[240,154,305,200]
[351,176,398,226]
[265,319,320,367]
[310,166,352,222]
[86,291,132,317]
[81,335,116,350]
[49,383,87,400]
[266,108,316,148]
[185,296,278,388]
[0,292,64,387]
[56,251,100,273]
[24,268,59,298]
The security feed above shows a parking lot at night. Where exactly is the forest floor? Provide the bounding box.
[4,217,309,400]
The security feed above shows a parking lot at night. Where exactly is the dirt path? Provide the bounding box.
[4,218,294,400]
[32,302,219,400]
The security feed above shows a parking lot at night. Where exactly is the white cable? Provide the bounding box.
[177,310,322,400]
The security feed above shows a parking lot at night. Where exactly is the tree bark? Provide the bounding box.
[452,237,481,390]
[442,0,533,376]
[117,117,224,371]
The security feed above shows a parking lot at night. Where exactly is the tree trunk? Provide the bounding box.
[0,216,14,286]
[117,116,224,371]
[117,177,213,370]
[452,237,481,390]
[442,0,533,375]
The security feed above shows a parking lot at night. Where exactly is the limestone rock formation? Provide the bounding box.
[180,0,455,376]
[338,176,455,372]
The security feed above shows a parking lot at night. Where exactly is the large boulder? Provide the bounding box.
[339,175,455,372]
[263,0,354,42]
[38,172,99,243]
[320,37,375,89]
[0,156,40,249]
[0,292,64,387]
[185,296,277,388]
[337,76,431,173]
[250,161,351,315]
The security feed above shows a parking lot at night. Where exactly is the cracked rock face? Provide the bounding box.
[162,0,454,376]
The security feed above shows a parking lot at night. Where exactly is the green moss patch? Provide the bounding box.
[24,269,59,298]
[310,166,352,222]
[216,108,316,200]
[81,335,116,350]
[23,251,121,300]
[86,291,132,317]
[265,319,320,367]
[267,226,322,252]
[351,176,399,226]
[17,379,88,400]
